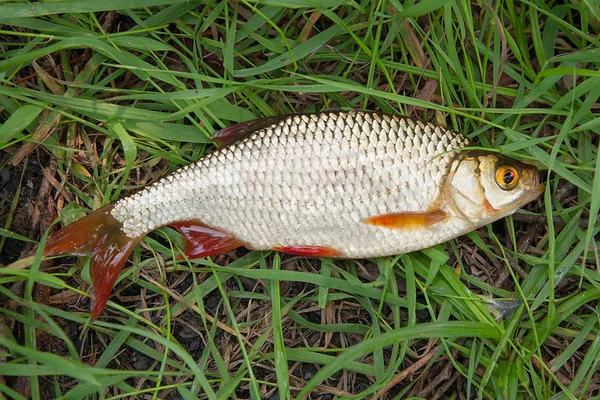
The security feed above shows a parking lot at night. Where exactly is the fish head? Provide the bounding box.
[446,152,544,226]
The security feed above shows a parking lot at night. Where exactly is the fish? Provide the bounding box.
[41,111,544,319]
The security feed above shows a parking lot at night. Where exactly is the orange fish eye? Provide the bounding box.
[495,165,519,190]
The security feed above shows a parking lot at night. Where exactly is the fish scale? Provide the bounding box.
[110,111,470,258]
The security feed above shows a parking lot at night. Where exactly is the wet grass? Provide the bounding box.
[0,0,599,398]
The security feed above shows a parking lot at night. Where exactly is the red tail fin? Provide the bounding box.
[43,205,143,319]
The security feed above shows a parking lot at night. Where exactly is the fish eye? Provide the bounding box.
[495,165,519,190]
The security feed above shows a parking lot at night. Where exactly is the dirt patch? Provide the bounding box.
[0,150,47,264]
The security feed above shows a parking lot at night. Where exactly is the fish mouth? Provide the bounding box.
[516,175,545,208]
[532,183,545,198]
[510,182,545,212]
[526,171,546,202]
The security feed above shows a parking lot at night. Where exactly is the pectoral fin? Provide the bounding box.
[363,210,447,230]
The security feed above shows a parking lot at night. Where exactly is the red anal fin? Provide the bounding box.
[43,205,143,320]
[273,245,343,258]
[363,210,448,230]
[211,115,290,148]
[171,221,243,258]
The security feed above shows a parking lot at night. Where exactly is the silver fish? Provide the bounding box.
[42,111,544,318]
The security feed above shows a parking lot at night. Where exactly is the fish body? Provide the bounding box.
[43,111,544,318]
[113,112,468,257]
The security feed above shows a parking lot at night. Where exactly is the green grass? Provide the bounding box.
[0,0,598,398]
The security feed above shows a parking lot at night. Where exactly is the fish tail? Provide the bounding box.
[43,205,143,319]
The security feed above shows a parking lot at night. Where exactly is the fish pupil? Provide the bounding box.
[503,170,515,184]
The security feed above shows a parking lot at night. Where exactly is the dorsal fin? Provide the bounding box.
[211,115,291,148]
